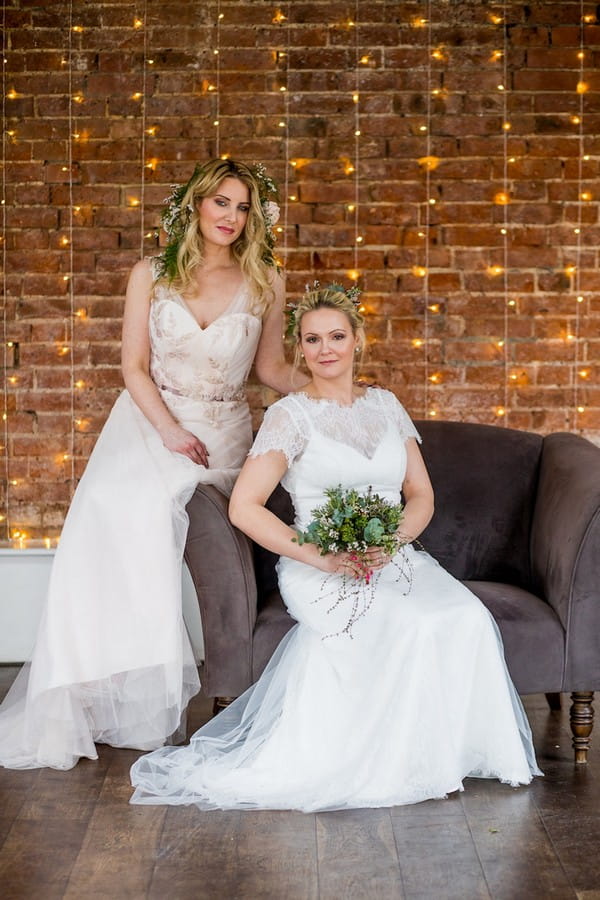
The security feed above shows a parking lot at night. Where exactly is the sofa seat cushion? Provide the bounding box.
[466,580,565,694]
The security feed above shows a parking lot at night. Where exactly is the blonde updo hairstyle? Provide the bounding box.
[161,158,275,315]
[292,286,366,372]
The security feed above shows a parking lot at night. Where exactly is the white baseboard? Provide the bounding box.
[0,549,205,664]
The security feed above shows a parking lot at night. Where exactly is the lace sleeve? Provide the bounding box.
[377,389,422,444]
[248,401,307,467]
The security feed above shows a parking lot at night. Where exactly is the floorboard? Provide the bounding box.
[0,667,598,899]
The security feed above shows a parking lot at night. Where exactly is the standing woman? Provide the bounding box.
[0,158,299,770]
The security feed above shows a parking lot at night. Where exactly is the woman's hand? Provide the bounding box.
[159,423,210,466]
[318,547,390,580]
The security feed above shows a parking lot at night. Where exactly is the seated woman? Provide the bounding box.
[130,284,542,811]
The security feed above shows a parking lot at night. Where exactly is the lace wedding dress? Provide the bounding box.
[0,274,262,770]
[130,389,541,811]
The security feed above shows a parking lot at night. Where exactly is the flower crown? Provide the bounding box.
[155,162,280,280]
[285,280,362,338]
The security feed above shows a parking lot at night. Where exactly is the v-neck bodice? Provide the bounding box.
[149,275,262,408]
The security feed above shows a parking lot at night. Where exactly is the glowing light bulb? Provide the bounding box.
[417,156,441,172]
[577,81,589,94]
[494,191,510,205]
[412,266,427,278]
[412,339,424,348]
[496,407,506,417]
[487,265,504,276]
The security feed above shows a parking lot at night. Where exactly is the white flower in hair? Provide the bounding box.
[263,200,280,226]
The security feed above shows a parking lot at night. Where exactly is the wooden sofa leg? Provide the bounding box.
[213,696,237,716]
[570,691,594,764]
[545,692,561,711]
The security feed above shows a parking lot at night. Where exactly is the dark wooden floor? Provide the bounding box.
[0,668,599,899]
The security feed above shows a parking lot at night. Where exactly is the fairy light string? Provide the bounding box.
[352,0,361,284]
[500,1,509,424]
[66,1,76,498]
[423,1,432,417]
[1,0,9,540]
[139,0,148,258]
[573,2,587,430]
[281,1,291,266]
[214,0,222,156]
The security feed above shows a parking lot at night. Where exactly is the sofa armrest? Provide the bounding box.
[531,433,600,688]
[184,484,258,698]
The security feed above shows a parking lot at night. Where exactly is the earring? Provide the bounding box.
[354,346,360,353]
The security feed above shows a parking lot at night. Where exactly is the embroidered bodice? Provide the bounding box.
[148,276,262,407]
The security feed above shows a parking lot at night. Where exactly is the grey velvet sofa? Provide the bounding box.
[184,419,600,763]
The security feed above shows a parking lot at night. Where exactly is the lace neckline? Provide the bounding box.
[291,388,371,410]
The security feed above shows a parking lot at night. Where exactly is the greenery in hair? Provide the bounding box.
[285,280,362,339]
[155,161,280,283]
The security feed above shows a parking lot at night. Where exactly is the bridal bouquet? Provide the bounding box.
[295,484,405,567]
[294,486,412,639]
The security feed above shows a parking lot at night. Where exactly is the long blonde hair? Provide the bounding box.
[157,159,277,315]
[292,286,366,371]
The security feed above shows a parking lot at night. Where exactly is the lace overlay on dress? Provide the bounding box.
[249,389,421,467]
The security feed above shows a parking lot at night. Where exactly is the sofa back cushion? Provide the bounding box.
[416,420,543,587]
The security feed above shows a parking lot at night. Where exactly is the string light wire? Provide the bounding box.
[500,1,509,423]
[139,0,148,258]
[573,1,586,429]
[423,0,432,415]
[214,0,221,156]
[353,0,360,280]
[66,0,75,495]
[1,0,10,540]
[282,1,291,265]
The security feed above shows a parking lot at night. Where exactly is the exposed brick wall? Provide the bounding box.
[2,0,599,540]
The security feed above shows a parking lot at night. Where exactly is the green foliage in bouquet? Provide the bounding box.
[295,485,404,558]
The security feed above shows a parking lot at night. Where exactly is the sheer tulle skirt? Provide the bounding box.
[0,390,252,770]
[130,547,542,811]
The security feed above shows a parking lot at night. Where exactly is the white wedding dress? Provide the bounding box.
[130,389,541,811]
[0,273,262,770]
